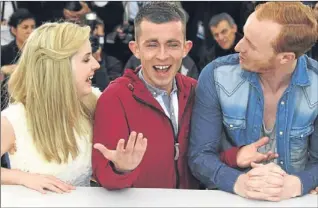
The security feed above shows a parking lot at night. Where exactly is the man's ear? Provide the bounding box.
[183,40,193,58]
[128,41,140,59]
[232,24,238,33]
[279,52,296,65]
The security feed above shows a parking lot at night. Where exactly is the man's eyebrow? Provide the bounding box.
[246,37,257,49]
[144,39,158,43]
[243,26,257,49]
[167,39,181,44]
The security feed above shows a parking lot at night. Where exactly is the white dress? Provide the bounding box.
[2,88,101,186]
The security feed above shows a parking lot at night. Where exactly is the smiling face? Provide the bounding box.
[129,20,192,93]
[71,39,100,97]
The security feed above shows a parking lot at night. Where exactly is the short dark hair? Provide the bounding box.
[90,35,100,53]
[134,2,187,40]
[209,12,236,28]
[8,8,35,28]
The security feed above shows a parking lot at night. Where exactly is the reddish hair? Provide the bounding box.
[255,2,318,58]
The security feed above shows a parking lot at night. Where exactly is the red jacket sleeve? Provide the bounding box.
[92,84,140,189]
[219,147,240,168]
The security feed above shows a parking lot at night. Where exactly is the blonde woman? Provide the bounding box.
[1,22,101,194]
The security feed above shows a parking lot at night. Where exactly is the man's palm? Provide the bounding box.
[237,137,278,168]
[94,131,147,172]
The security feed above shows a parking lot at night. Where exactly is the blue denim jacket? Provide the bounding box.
[188,53,318,195]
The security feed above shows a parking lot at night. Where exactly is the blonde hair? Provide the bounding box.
[8,22,97,164]
[255,2,318,58]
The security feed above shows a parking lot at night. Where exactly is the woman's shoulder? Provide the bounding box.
[2,102,25,117]
[1,102,26,129]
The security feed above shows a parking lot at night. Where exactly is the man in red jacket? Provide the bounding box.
[92,2,276,190]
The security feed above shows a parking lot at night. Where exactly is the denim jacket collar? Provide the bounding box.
[241,55,310,87]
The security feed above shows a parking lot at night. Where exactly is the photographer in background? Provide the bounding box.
[89,35,109,91]
[16,1,91,26]
[84,13,123,91]
[1,8,36,109]
[63,1,91,23]
[102,2,142,66]
[88,1,124,38]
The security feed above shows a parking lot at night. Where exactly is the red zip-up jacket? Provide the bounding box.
[92,69,239,189]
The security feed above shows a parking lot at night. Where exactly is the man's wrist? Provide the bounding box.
[236,145,247,168]
[109,161,132,175]
[233,173,248,197]
[285,175,302,197]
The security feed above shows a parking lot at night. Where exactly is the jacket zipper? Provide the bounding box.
[174,85,194,189]
[133,84,194,189]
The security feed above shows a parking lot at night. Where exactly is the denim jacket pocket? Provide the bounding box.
[290,125,314,140]
[223,115,246,145]
[223,115,246,130]
[289,125,313,164]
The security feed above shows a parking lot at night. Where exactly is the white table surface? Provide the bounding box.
[1,185,317,207]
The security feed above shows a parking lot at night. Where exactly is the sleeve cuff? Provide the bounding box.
[293,171,315,195]
[109,161,134,175]
[220,146,242,168]
[95,160,141,189]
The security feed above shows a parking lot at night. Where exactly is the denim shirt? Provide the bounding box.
[188,53,318,195]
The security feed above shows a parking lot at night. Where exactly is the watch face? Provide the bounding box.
[94,1,108,7]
